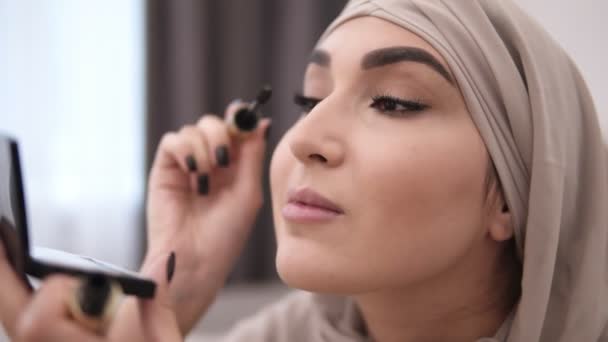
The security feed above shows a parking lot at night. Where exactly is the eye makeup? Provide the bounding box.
[293,92,430,117]
[369,94,429,116]
[293,93,322,113]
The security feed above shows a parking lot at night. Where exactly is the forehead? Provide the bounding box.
[317,16,451,72]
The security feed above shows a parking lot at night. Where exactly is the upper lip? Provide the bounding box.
[287,187,344,214]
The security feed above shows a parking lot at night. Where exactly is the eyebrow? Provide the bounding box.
[309,46,454,85]
[362,46,454,84]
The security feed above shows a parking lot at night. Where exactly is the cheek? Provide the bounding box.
[269,116,489,294]
[269,136,292,240]
[363,127,487,233]
[349,129,488,284]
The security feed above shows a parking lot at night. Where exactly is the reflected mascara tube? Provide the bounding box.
[68,274,123,335]
[226,85,272,138]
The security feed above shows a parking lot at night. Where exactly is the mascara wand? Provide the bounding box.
[229,85,272,134]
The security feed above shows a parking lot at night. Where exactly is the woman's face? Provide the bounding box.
[270,17,494,294]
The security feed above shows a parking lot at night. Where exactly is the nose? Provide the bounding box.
[288,98,346,168]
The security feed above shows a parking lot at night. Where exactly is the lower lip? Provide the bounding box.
[282,202,342,222]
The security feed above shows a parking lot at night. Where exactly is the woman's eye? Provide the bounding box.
[293,93,322,113]
[370,95,429,116]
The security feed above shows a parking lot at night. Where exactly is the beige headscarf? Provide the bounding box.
[313,0,608,341]
[218,1,607,341]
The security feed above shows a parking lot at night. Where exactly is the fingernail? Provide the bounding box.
[186,155,197,172]
[198,174,209,195]
[264,122,272,141]
[502,204,509,213]
[166,252,176,284]
[215,145,230,168]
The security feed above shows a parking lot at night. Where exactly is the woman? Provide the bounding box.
[1,0,607,341]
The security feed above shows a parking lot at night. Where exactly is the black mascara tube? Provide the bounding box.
[226,85,272,138]
[68,274,123,335]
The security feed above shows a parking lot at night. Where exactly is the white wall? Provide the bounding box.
[0,0,144,269]
[514,0,608,134]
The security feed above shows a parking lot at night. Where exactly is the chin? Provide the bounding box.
[275,239,369,294]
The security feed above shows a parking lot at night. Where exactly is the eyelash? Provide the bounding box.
[293,93,321,113]
[370,94,430,115]
[293,93,430,117]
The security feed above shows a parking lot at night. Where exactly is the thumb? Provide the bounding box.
[223,100,272,197]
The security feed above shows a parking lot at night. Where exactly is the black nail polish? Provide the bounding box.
[198,174,209,195]
[215,146,230,168]
[264,123,272,141]
[502,204,509,213]
[186,155,197,172]
[166,252,176,284]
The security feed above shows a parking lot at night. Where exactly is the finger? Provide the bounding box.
[177,125,212,196]
[223,99,246,127]
[16,276,103,342]
[152,132,185,173]
[155,128,208,175]
[196,115,232,169]
[17,320,104,342]
[225,98,244,116]
[0,237,30,338]
[22,276,77,322]
[151,130,210,195]
[221,99,271,202]
[224,99,267,138]
[178,125,212,175]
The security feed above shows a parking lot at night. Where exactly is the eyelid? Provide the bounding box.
[293,92,429,116]
[293,93,323,112]
[294,93,323,102]
[370,94,430,114]
[371,94,428,106]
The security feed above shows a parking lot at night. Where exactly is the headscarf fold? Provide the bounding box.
[314,0,608,341]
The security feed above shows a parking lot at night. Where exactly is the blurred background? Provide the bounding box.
[0,0,606,340]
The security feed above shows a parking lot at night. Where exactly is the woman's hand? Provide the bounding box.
[0,240,181,341]
[143,100,272,333]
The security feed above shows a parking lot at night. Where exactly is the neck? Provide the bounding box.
[353,244,517,342]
